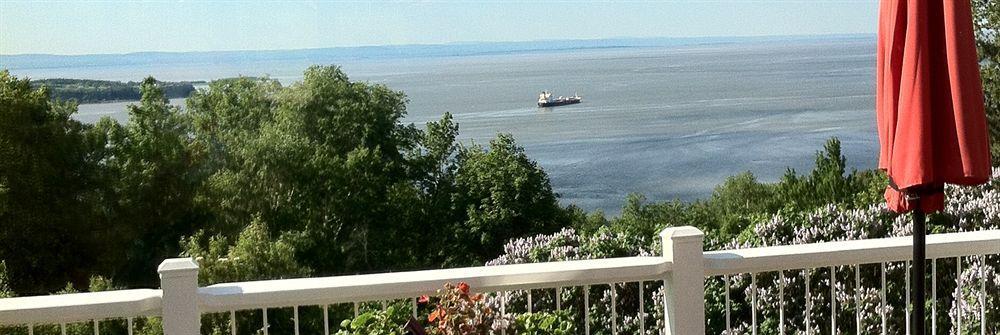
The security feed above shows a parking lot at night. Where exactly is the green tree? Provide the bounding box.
[451,134,564,263]
[188,66,427,275]
[0,70,106,294]
[183,216,311,285]
[973,0,1000,162]
[186,76,283,236]
[95,77,206,287]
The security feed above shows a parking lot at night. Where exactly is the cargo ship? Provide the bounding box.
[537,91,581,107]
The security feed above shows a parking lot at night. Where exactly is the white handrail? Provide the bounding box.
[1,228,997,333]
[0,289,162,324]
[703,229,1000,276]
[199,256,671,313]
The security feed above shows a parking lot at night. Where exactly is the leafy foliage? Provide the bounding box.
[335,304,412,335]
[0,262,11,299]
[973,0,1000,162]
[0,70,106,294]
[182,216,311,285]
[94,77,208,287]
[513,311,576,335]
[450,134,565,264]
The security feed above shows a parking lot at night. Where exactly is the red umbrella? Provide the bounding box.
[876,0,992,333]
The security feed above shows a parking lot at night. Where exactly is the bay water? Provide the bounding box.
[15,37,880,214]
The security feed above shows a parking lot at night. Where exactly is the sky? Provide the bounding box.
[0,1,878,55]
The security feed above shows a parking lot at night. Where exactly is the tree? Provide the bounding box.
[187,76,283,236]
[0,70,106,294]
[450,134,564,263]
[972,0,1000,162]
[95,78,206,287]
[188,66,428,274]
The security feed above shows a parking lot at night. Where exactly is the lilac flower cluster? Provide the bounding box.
[724,167,999,334]
[484,168,999,334]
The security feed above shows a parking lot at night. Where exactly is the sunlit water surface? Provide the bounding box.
[26,38,879,214]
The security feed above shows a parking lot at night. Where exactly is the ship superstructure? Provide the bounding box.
[537,91,582,107]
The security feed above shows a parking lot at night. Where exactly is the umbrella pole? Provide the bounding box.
[912,206,926,335]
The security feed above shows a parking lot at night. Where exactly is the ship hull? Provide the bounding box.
[538,98,581,107]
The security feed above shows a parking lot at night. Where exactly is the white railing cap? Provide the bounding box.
[198,256,670,312]
[158,258,199,278]
[703,229,1000,276]
[0,289,162,325]
[660,226,704,241]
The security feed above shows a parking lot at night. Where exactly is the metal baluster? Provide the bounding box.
[856,265,861,335]
[263,308,269,335]
[324,304,331,335]
[61,323,67,335]
[662,280,670,335]
[980,255,986,335]
[502,291,508,316]
[639,281,646,334]
[932,259,937,335]
[528,290,533,314]
[830,266,836,335]
[127,317,134,335]
[501,291,508,335]
[294,305,300,335]
[230,310,237,335]
[751,273,758,335]
[585,285,591,335]
[881,262,887,335]
[958,257,963,333]
[906,260,911,335]
[806,269,812,335]
[353,302,359,318]
[27,324,33,335]
[412,298,418,319]
[611,283,618,335]
[725,275,731,334]
[94,319,99,335]
[779,270,785,335]
[381,301,387,311]
[556,287,562,311]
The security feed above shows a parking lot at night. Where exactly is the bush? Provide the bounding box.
[513,310,576,335]
[425,282,512,335]
[335,303,412,335]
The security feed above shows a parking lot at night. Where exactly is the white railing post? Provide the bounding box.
[660,226,705,335]
[158,258,200,335]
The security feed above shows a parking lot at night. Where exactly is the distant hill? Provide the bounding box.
[1,34,875,71]
[32,78,202,103]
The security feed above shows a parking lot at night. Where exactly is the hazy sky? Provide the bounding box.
[0,1,878,55]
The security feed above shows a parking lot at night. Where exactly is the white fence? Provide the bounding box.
[1,226,998,335]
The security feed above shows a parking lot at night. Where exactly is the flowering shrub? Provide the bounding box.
[718,168,1000,335]
[487,168,1000,335]
[487,226,660,335]
[425,282,512,335]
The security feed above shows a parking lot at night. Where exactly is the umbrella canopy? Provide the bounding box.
[877,0,992,213]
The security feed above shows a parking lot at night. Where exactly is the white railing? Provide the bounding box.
[704,230,1000,335]
[0,227,997,335]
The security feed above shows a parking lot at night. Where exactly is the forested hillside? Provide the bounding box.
[31,78,200,103]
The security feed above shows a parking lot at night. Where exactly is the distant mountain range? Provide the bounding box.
[1,34,874,71]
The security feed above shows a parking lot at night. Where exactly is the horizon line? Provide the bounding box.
[0,33,875,58]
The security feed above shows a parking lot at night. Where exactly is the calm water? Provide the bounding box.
[20,38,880,214]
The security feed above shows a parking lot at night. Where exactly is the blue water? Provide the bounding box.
[4,36,879,214]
